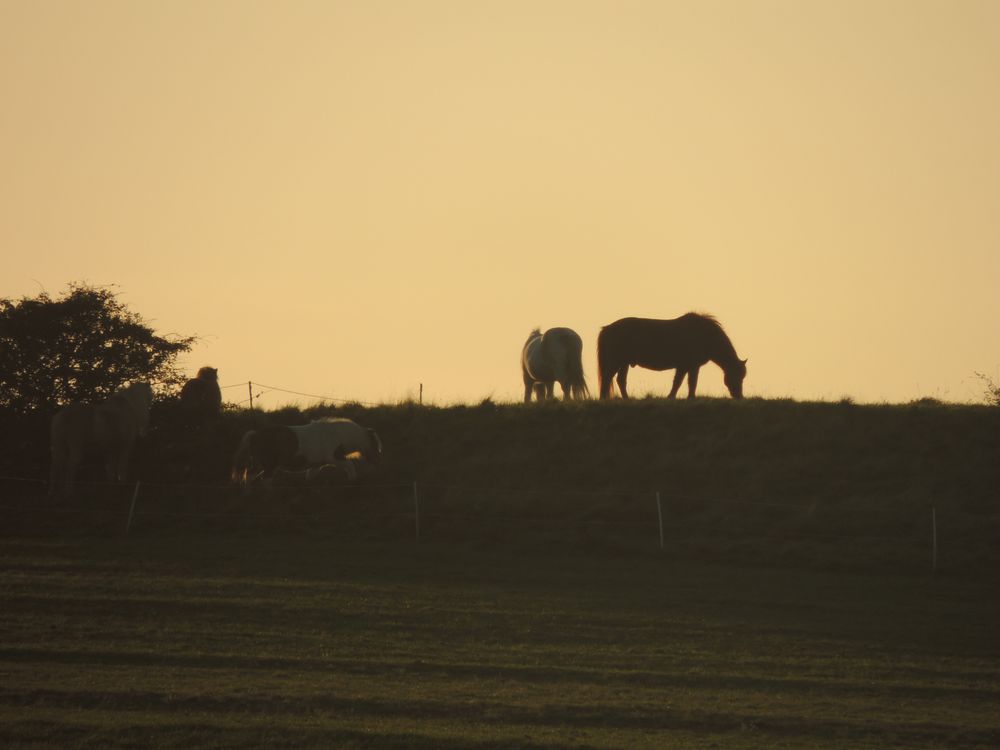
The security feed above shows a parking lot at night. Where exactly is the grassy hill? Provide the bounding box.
[4,397,999,575]
[3,398,999,747]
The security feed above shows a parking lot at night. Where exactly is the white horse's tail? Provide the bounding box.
[565,335,590,400]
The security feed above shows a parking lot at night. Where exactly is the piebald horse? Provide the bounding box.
[49,382,154,498]
[231,417,382,485]
[521,327,590,402]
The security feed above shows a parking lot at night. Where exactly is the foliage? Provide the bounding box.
[975,371,1000,406]
[0,283,194,413]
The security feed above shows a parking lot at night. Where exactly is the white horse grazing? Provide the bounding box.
[232,417,382,485]
[521,327,590,402]
[291,418,382,465]
[49,382,154,498]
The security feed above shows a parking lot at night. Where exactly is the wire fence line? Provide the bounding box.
[217,380,388,408]
[0,473,936,510]
[0,472,953,570]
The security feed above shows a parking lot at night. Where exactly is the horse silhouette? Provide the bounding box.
[49,382,154,498]
[180,366,222,424]
[231,417,382,485]
[597,313,747,399]
[521,327,589,402]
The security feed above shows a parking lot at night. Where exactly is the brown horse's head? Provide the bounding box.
[724,359,748,399]
[231,425,298,484]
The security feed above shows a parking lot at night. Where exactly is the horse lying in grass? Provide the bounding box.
[49,382,154,499]
[231,418,382,485]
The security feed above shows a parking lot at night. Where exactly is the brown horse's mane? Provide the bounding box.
[683,311,721,329]
[682,312,735,355]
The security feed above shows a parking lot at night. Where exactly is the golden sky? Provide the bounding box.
[3,0,999,406]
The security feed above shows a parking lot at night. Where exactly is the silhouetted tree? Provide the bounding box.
[0,283,195,413]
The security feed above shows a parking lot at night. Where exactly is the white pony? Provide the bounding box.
[290,418,382,465]
[521,327,590,402]
[49,382,154,498]
[232,417,382,485]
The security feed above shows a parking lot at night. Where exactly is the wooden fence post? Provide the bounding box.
[125,481,141,535]
[248,381,254,410]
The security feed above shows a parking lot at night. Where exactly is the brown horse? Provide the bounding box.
[597,313,747,399]
[180,366,222,423]
[49,382,154,498]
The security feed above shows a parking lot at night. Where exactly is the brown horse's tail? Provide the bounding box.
[231,430,255,485]
[596,326,616,399]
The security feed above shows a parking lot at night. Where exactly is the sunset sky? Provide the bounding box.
[3,0,999,407]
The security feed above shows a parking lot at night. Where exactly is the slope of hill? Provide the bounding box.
[4,397,998,575]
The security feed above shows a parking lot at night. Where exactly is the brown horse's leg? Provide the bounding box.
[599,371,611,399]
[523,382,533,403]
[687,366,700,398]
[668,369,686,399]
[615,367,630,399]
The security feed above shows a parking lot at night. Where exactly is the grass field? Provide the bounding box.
[2,397,999,746]
[1,536,998,749]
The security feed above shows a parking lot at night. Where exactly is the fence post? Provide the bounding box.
[125,481,141,535]
[932,506,937,573]
[656,491,664,551]
[419,383,423,405]
[248,381,254,410]
[413,481,421,541]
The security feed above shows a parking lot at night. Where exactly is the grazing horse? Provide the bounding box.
[521,327,590,402]
[49,382,154,498]
[597,313,747,399]
[180,366,222,423]
[231,417,382,484]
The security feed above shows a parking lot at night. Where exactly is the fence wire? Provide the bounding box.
[0,473,953,555]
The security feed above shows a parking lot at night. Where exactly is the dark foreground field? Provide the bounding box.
[1,536,998,749]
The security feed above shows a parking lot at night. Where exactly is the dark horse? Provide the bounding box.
[180,366,222,424]
[597,313,747,399]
